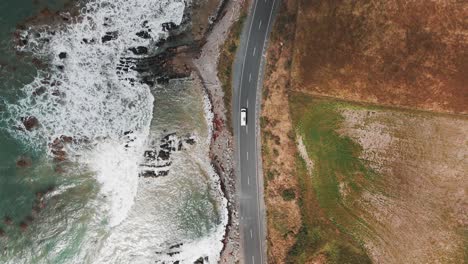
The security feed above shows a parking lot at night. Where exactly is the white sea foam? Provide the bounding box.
[8,0,185,226]
[6,0,229,262]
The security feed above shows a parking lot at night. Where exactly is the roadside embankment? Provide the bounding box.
[193,0,246,262]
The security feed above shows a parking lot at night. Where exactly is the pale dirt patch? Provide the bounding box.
[296,134,314,174]
[339,107,468,264]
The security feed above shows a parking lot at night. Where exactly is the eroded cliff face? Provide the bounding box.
[291,0,468,114]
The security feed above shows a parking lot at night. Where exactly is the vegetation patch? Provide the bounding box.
[281,188,296,201]
[217,5,247,132]
[287,92,376,263]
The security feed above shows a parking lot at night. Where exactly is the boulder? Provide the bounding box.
[16,156,32,168]
[102,31,118,43]
[60,135,73,143]
[129,46,148,55]
[136,30,151,39]
[21,116,39,131]
[19,222,28,232]
[33,86,46,96]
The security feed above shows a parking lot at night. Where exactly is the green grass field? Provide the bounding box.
[287,92,378,263]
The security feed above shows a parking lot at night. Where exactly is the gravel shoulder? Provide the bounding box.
[193,0,245,262]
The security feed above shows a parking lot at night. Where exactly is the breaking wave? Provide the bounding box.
[6,0,186,226]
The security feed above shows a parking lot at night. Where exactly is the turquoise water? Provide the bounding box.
[0,0,227,262]
[0,0,74,233]
[0,1,106,262]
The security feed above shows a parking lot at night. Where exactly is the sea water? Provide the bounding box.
[0,0,227,263]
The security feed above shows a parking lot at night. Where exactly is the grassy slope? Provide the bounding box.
[287,92,377,263]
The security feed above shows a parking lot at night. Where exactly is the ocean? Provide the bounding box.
[0,0,227,263]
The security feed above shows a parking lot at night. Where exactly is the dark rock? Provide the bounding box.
[194,257,204,264]
[157,76,170,84]
[102,31,118,43]
[52,149,66,157]
[49,138,64,150]
[38,200,46,209]
[60,135,73,143]
[169,243,183,249]
[160,143,170,150]
[25,215,34,224]
[144,150,156,160]
[163,133,177,141]
[50,80,62,87]
[141,77,154,86]
[167,251,180,257]
[53,155,67,162]
[155,38,166,47]
[51,90,61,96]
[21,116,39,131]
[82,38,95,44]
[0,228,4,236]
[157,150,170,160]
[123,130,133,135]
[16,156,32,168]
[55,165,65,173]
[157,170,169,176]
[19,222,28,231]
[33,86,46,96]
[129,46,148,55]
[56,65,64,71]
[162,22,178,32]
[185,137,195,145]
[58,52,67,59]
[178,141,183,151]
[140,170,156,177]
[36,191,44,200]
[140,170,169,178]
[4,216,13,225]
[136,30,151,39]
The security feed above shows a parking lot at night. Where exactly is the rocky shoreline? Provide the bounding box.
[9,0,242,262]
[193,0,244,262]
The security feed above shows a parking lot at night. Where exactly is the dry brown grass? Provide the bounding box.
[262,0,468,263]
[261,1,301,263]
[291,0,468,114]
[338,104,468,263]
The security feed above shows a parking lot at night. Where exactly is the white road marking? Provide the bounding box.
[249,73,252,82]
[253,46,256,56]
[236,0,277,262]
[247,175,250,185]
[250,229,253,238]
[247,99,249,108]
[247,151,249,160]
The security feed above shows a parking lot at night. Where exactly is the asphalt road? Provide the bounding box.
[233,0,279,263]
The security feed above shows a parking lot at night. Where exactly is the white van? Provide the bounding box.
[240,108,247,126]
